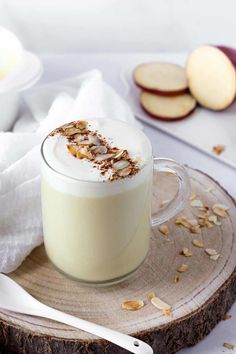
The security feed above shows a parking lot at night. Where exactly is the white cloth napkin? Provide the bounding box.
[0,69,138,273]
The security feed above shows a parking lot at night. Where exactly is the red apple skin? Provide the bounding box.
[134,80,189,96]
[216,45,236,68]
[140,101,197,122]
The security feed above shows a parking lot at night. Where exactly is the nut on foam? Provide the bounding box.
[42,119,152,197]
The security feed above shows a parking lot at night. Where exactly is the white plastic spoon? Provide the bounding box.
[0,273,153,354]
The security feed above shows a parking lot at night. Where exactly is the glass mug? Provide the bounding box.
[41,120,190,285]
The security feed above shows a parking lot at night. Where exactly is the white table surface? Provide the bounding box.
[37,53,236,354]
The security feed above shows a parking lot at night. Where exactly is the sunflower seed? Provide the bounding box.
[95,153,114,162]
[121,300,144,311]
[177,264,188,273]
[182,248,193,257]
[151,297,171,310]
[113,160,130,170]
[192,239,204,248]
[212,204,229,218]
[159,225,169,235]
[205,248,218,256]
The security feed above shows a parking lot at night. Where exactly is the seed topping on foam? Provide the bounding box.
[50,120,140,181]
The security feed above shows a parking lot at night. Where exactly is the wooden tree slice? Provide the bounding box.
[0,167,236,354]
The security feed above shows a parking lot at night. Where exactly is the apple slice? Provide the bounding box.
[140,91,197,121]
[133,63,188,96]
[186,46,236,110]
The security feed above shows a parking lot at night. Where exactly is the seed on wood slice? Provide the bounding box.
[190,225,201,234]
[181,247,193,257]
[212,203,229,217]
[177,264,188,273]
[147,291,156,301]
[159,199,170,208]
[223,342,235,350]
[190,199,204,208]
[163,309,173,317]
[198,215,213,228]
[210,254,221,261]
[174,275,180,283]
[159,225,169,235]
[175,216,192,229]
[208,215,221,226]
[205,186,214,193]
[205,248,218,256]
[121,300,144,311]
[189,193,197,201]
[199,206,210,213]
[151,297,171,310]
[192,239,204,248]
[223,314,232,321]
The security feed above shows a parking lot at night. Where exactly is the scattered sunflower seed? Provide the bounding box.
[159,199,170,208]
[151,297,171,310]
[190,225,201,234]
[189,193,197,201]
[121,300,144,311]
[176,216,192,229]
[147,291,156,301]
[174,275,180,283]
[198,215,213,228]
[210,254,220,261]
[205,186,214,193]
[181,248,193,257]
[190,199,204,208]
[205,248,218,256]
[163,309,173,317]
[177,264,188,273]
[159,225,169,236]
[223,314,232,321]
[212,204,229,218]
[208,215,221,226]
[192,239,204,248]
[198,206,210,213]
[223,342,235,350]
[212,145,225,155]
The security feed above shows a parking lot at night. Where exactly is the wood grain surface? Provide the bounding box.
[0,166,236,354]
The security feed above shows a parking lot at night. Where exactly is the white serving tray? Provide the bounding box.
[121,53,236,169]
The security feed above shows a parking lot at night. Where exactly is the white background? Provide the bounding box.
[0,1,236,353]
[0,0,236,53]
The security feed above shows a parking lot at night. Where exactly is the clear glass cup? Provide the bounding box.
[41,123,190,286]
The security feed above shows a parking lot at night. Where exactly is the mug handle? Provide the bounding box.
[152,158,191,226]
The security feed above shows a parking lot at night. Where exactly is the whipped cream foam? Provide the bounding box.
[41,119,152,196]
